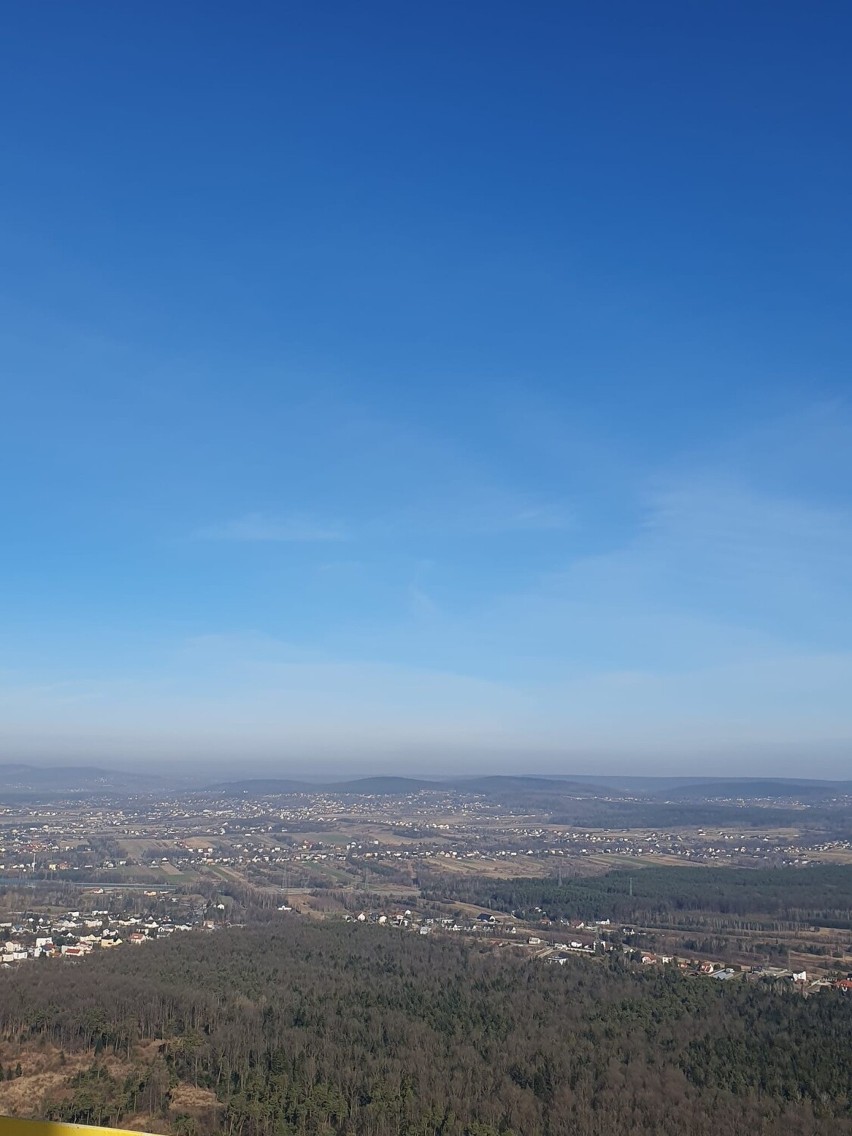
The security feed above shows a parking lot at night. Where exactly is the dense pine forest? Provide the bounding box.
[0,921,850,1136]
[422,864,852,927]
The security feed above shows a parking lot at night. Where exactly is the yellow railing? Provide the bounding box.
[0,1121,163,1136]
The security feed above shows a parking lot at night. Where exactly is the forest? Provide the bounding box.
[543,797,852,831]
[422,864,852,928]
[0,920,850,1136]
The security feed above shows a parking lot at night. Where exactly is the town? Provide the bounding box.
[0,774,850,991]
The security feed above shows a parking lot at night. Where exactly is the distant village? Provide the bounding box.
[4,896,850,998]
[0,898,221,964]
[343,905,852,994]
[0,783,849,995]
[0,786,849,893]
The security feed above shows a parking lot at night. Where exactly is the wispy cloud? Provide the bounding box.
[408,560,441,619]
[194,512,346,543]
[382,492,574,536]
[461,491,574,535]
[505,502,572,532]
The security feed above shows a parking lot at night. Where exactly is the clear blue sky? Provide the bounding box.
[2,2,851,775]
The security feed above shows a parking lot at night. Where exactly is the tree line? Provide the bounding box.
[421,864,852,927]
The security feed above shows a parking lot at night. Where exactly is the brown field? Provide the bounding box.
[182,837,220,851]
[427,857,554,879]
[808,848,852,864]
[579,853,705,871]
[120,838,176,858]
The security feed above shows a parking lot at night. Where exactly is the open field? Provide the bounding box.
[425,856,557,878]
[805,848,852,864]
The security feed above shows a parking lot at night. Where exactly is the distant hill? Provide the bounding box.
[204,776,446,796]
[557,775,852,797]
[653,778,852,801]
[203,774,608,797]
[0,763,173,794]
[9,765,846,803]
[203,778,314,795]
[328,776,445,794]
[450,775,603,797]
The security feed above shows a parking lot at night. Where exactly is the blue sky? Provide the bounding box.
[2,2,851,775]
